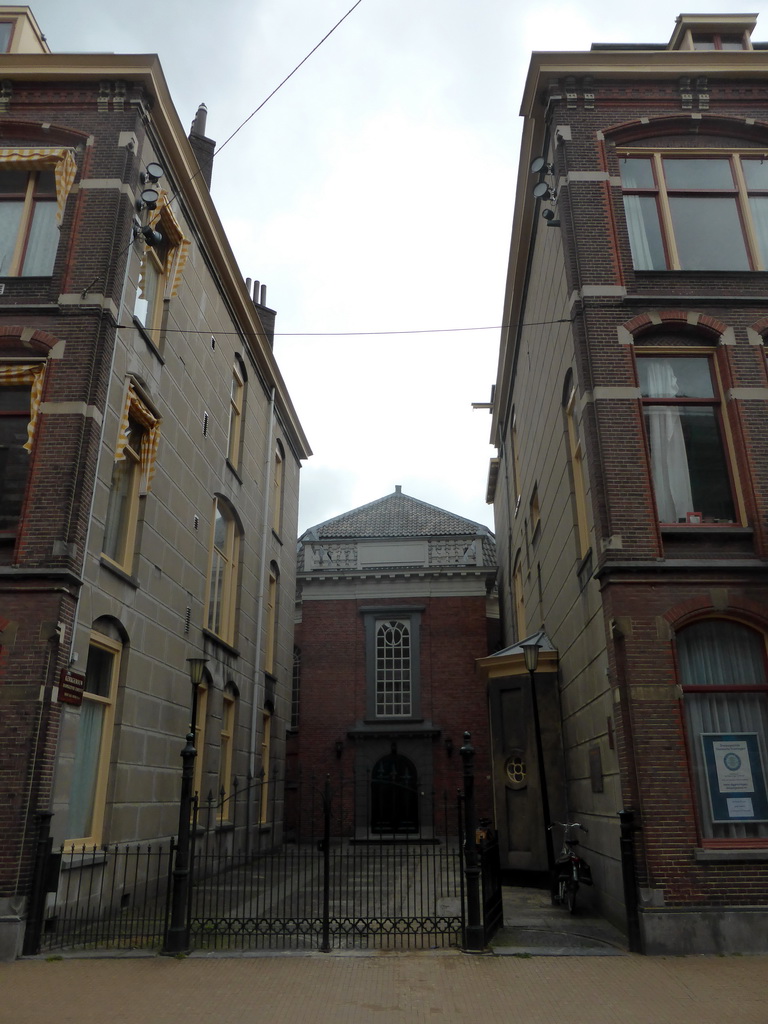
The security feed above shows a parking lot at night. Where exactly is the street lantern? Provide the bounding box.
[163,656,207,954]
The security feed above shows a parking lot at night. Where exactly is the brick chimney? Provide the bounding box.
[188,103,215,189]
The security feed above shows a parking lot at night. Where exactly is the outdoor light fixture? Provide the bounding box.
[144,161,165,183]
[164,656,207,955]
[530,156,554,175]
[141,224,163,248]
[444,737,454,757]
[532,181,556,201]
[335,739,344,758]
[186,657,208,737]
[521,634,542,674]
[187,657,208,689]
[139,186,159,209]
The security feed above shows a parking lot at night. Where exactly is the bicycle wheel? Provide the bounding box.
[565,881,578,914]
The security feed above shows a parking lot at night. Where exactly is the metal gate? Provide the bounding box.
[26,748,502,954]
[188,771,465,951]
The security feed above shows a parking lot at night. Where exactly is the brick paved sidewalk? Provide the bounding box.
[2,952,766,1024]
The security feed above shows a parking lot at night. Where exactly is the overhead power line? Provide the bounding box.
[215,0,367,158]
[117,318,574,338]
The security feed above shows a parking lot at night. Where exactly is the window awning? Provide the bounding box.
[0,362,46,450]
[115,382,161,493]
[0,147,77,223]
[147,189,190,297]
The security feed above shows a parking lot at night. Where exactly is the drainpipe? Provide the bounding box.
[249,386,276,778]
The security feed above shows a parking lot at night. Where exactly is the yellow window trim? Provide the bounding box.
[0,147,77,223]
[114,381,160,494]
[0,361,45,449]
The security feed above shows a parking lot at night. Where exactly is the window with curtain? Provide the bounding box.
[205,498,240,644]
[0,148,77,276]
[678,620,768,842]
[102,383,160,571]
[620,152,768,271]
[67,632,121,845]
[637,354,735,524]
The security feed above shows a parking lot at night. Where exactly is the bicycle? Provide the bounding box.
[548,822,592,914]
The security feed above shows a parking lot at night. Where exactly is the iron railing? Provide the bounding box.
[26,750,502,954]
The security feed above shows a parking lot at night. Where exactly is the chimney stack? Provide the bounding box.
[188,103,216,189]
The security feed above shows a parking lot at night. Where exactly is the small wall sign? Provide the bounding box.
[702,733,768,823]
[58,668,86,706]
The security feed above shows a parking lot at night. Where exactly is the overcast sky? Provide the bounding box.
[29,0,759,533]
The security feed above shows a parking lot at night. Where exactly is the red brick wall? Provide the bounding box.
[293,592,495,828]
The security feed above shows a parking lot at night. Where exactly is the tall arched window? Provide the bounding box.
[67,623,123,845]
[375,620,411,718]
[678,620,768,841]
[205,497,241,644]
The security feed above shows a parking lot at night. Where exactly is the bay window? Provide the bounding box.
[637,354,735,524]
[621,152,768,271]
[679,620,768,842]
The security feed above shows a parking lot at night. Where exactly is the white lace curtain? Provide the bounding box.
[644,359,693,522]
[678,621,768,840]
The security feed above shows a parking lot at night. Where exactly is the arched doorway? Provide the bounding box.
[371,752,419,834]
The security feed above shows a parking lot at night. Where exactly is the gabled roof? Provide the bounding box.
[301,486,495,541]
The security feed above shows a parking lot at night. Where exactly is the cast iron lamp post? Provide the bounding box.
[520,634,556,875]
[163,657,207,954]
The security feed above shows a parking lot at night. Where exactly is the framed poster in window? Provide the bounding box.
[701,733,768,823]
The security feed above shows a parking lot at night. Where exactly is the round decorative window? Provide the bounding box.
[505,751,527,789]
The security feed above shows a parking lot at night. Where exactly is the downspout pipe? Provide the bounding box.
[249,385,276,778]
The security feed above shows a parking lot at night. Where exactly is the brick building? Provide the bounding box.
[291,487,498,836]
[0,7,309,958]
[485,13,768,953]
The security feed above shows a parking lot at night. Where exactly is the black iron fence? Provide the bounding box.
[33,837,173,953]
[25,743,502,955]
[189,772,464,951]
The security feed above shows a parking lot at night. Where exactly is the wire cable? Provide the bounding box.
[117,317,573,338]
[82,1,367,298]
[214,0,366,158]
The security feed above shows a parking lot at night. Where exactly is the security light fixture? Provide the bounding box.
[532,181,556,201]
[145,161,164,183]
[530,156,554,175]
[141,225,163,248]
[139,186,159,209]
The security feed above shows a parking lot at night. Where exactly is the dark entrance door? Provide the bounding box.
[371,753,419,834]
